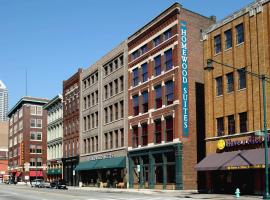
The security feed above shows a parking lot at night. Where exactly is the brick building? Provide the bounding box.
[44,95,63,181]
[75,42,128,188]
[196,0,270,195]
[7,97,49,182]
[62,69,82,186]
[127,3,214,190]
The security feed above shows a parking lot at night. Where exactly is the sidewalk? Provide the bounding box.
[67,186,262,199]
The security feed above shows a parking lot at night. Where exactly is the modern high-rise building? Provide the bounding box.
[0,80,8,122]
[7,96,49,182]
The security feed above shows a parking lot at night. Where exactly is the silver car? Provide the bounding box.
[31,179,43,187]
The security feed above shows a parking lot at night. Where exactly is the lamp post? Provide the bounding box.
[205,59,270,199]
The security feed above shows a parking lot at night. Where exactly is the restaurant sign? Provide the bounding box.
[227,164,264,170]
[89,153,114,161]
[225,135,270,148]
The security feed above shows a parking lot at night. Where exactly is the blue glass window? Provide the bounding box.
[165,80,174,105]
[133,68,139,86]
[141,63,148,82]
[154,55,161,76]
[165,49,173,70]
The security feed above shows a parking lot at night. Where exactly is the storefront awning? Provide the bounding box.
[196,148,270,171]
[47,169,62,175]
[29,171,43,177]
[75,156,126,171]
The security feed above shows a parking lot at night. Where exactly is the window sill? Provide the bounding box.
[236,42,244,47]
[215,95,223,98]
[224,47,232,52]
[237,88,247,92]
[214,52,221,56]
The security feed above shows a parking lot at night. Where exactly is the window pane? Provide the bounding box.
[214,35,221,54]
[224,29,232,49]
[154,55,161,76]
[166,81,174,105]
[133,68,139,86]
[228,115,235,135]
[226,72,234,93]
[165,49,173,70]
[236,23,244,44]
[217,117,224,136]
[164,29,172,40]
[216,76,223,96]
[239,112,247,133]
[238,68,246,89]
[153,36,161,47]
[141,63,148,82]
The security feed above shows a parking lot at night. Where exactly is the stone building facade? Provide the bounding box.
[44,95,63,181]
[76,42,128,188]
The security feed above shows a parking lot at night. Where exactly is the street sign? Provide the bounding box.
[24,162,30,172]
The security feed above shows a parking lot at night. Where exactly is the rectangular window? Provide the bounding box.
[109,132,113,149]
[30,119,36,128]
[228,115,235,135]
[120,101,124,118]
[87,95,90,108]
[165,49,173,70]
[236,23,244,44]
[154,55,161,76]
[84,97,87,109]
[104,66,108,76]
[153,36,161,47]
[109,105,113,122]
[132,50,140,60]
[142,91,148,113]
[120,76,124,91]
[238,68,246,89]
[133,95,139,116]
[114,103,118,120]
[36,119,42,128]
[214,34,221,54]
[155,119,162,144]
[239,112,247,133]
[141,123,148,146]
[87,115,90,130]
[155,85,162,109]
[30,145,36,153]
[114,79,118,94]
[95,112,98,127]
[164,29,172,40]
[104,85,108,99]
[95,136,98,151]
[105,133,108,150]
[132,126,138,148]
[37,106,42,115]
[115,130,118,148]
[91,137,94,152]
[140,44,147,54]
[120,128,124,147]
[95,91,98,104]
[91,113,94,129]
[114,59,118,69]
[217,117,224,136]
[109,63,113,73]
[224,29,232,49]
[120,55,123,66]
[216,76,223,96]
[30,106,36,115]
[141,63,148,82]
[105,108,108,124]
[165,80,174,105]
[91,93,95,106]
[166,116,173,142]
[226,72,234,93]
[109,82,113,97]
[133,68,139,86]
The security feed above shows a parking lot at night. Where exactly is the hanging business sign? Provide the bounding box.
[181,20,189,137]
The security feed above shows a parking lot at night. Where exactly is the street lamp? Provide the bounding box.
[205,58,270,199]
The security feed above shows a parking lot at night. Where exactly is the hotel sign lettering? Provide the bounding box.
[181,20,189,137]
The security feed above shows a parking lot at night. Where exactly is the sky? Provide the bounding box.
[0,0,254,110]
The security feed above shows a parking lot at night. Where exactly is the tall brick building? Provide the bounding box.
[62,69,82,186]
[8,97,48,182]
[127,3,214,190]
[196,0,270,195]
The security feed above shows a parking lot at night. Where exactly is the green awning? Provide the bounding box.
[75,159,98,171]
[47,168,62,175]
[75,156,126,171]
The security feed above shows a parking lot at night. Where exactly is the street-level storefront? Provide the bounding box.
[76,150,127,188]
[47,159,63,182]
[128,143,182,190]
[62,155,79,186]
[196,134,270,195]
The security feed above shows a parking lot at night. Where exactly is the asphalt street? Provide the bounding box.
[0,184,262,200]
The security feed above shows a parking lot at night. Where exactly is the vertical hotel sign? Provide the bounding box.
[181,21,189,137]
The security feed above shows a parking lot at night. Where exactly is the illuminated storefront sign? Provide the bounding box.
[225,135,270,147]
[89,153,114,161]
[217,139,226,150]
[181,20,189,137]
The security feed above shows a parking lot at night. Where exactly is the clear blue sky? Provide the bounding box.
[0,0,253,110]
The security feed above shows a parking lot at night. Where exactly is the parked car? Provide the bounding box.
[39,181,51,188]
[31,179,44,187]
[50,179,67,189]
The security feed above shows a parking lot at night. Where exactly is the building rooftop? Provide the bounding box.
[8,96,49,117]
[204,0,269,34]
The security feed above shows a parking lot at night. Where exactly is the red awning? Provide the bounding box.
[15,172,21,177]
[29,171,43,177]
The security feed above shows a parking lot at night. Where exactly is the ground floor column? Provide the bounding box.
[175,143,183,190]
[128,157,134,188]
[162,153,167,189]
[149,153,155,189]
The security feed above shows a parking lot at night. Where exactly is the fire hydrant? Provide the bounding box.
[235,188,240,199]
